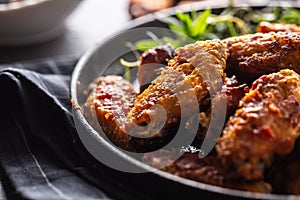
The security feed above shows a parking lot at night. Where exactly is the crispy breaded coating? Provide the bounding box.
[224,32,300,84]
[85,75,178,152]
[216,69,300,181]
[142,150,271,193]
[127,40,228,140]
[84,75,137,151]
[258,22,300,33]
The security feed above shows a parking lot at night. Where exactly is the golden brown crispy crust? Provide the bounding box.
[84,75,137,151]
[216,69,300,181]
[126,40,228,141]
[224,32,300,84]
[142,150,272,193]
[85,75,178,152]
[258,22,300,33]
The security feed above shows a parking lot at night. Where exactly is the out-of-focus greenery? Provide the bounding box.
[134,5,300,51]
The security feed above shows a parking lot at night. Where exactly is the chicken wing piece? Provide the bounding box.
[84,75,137,151]
[142,150,272,193]
[85,75,181,152]
[216,69,300,181]
[224,32,300,84]
[126,40,228,141]
[258,21,300,33]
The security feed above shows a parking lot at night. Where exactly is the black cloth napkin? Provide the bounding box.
[0,57,152,200]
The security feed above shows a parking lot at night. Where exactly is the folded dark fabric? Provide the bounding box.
[0,57,149,200]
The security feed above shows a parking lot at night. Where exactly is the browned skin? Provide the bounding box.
[138,44,175,92]
[186,76,249,146]
[85,75,179,152]
[224,32,300,84]
[142,150,272,193]
[127,40,228,143]
[84,75,137,151]
[258,22,300,33]
[218,76,250,121]
[216,69,300,181]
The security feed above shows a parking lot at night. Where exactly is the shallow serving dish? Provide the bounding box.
[71,1,300,199]
[0,0,81,46]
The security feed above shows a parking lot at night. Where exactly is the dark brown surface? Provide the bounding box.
[142,150,272,193]
[217,76,249,120]
[138,44,175,92]
[216,69,300,181]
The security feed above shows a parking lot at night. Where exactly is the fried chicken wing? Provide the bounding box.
[258,22,300,33]
[126,40,228,142]
[216,69,300,181]
[85,75,180,152]
[84,75,137,151]
[224,32,300,84]
[142,150,272,193]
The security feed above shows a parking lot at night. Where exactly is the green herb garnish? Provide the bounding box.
[134,5,300,52]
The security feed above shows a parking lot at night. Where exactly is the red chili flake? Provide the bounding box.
[146,101,155,107]
[96,92,112,100]
[262,127,276,140]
